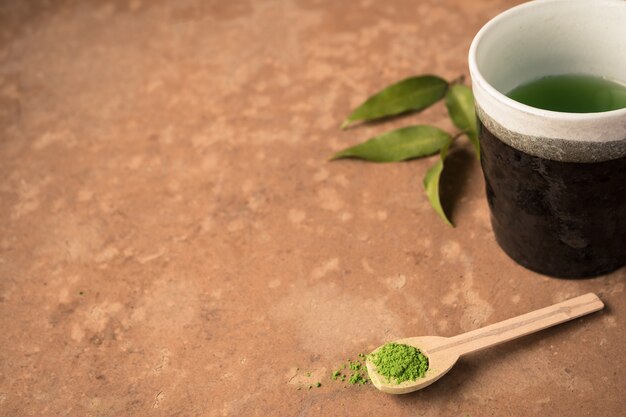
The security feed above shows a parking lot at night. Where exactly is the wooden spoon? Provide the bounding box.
[366,292,604,394]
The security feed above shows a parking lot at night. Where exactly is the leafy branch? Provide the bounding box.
[330,75,479,226]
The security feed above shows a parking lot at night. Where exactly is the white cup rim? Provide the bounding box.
[469,0,626,121]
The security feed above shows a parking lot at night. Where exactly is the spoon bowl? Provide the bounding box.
[366,293,604,394]
[366,336,458,394]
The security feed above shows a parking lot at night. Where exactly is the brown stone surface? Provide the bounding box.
[0,0,624,416]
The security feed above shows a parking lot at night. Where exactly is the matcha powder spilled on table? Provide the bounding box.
[369,343,429,384]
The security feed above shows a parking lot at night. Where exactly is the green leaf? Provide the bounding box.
[331,125,452,163]
[445,84,480,158]
[341,75,448,129]
[423,144,453,227]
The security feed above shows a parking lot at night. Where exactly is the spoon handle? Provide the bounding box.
[442,293,604,356]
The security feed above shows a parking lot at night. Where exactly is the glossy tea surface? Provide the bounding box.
[506,74,626,113]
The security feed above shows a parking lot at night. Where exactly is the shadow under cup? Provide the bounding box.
[468,0,626,278]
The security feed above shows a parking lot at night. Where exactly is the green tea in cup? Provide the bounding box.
[507,74,626,113]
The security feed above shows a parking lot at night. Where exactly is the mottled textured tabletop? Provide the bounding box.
[0,1,624,416]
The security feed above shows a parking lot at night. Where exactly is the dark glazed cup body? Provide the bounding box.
[478,121,626,278]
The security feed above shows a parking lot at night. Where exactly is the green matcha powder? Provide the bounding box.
[369,342,429,384]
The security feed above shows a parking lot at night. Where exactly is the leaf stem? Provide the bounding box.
[452,131,465,141]
[449,74,466,86]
